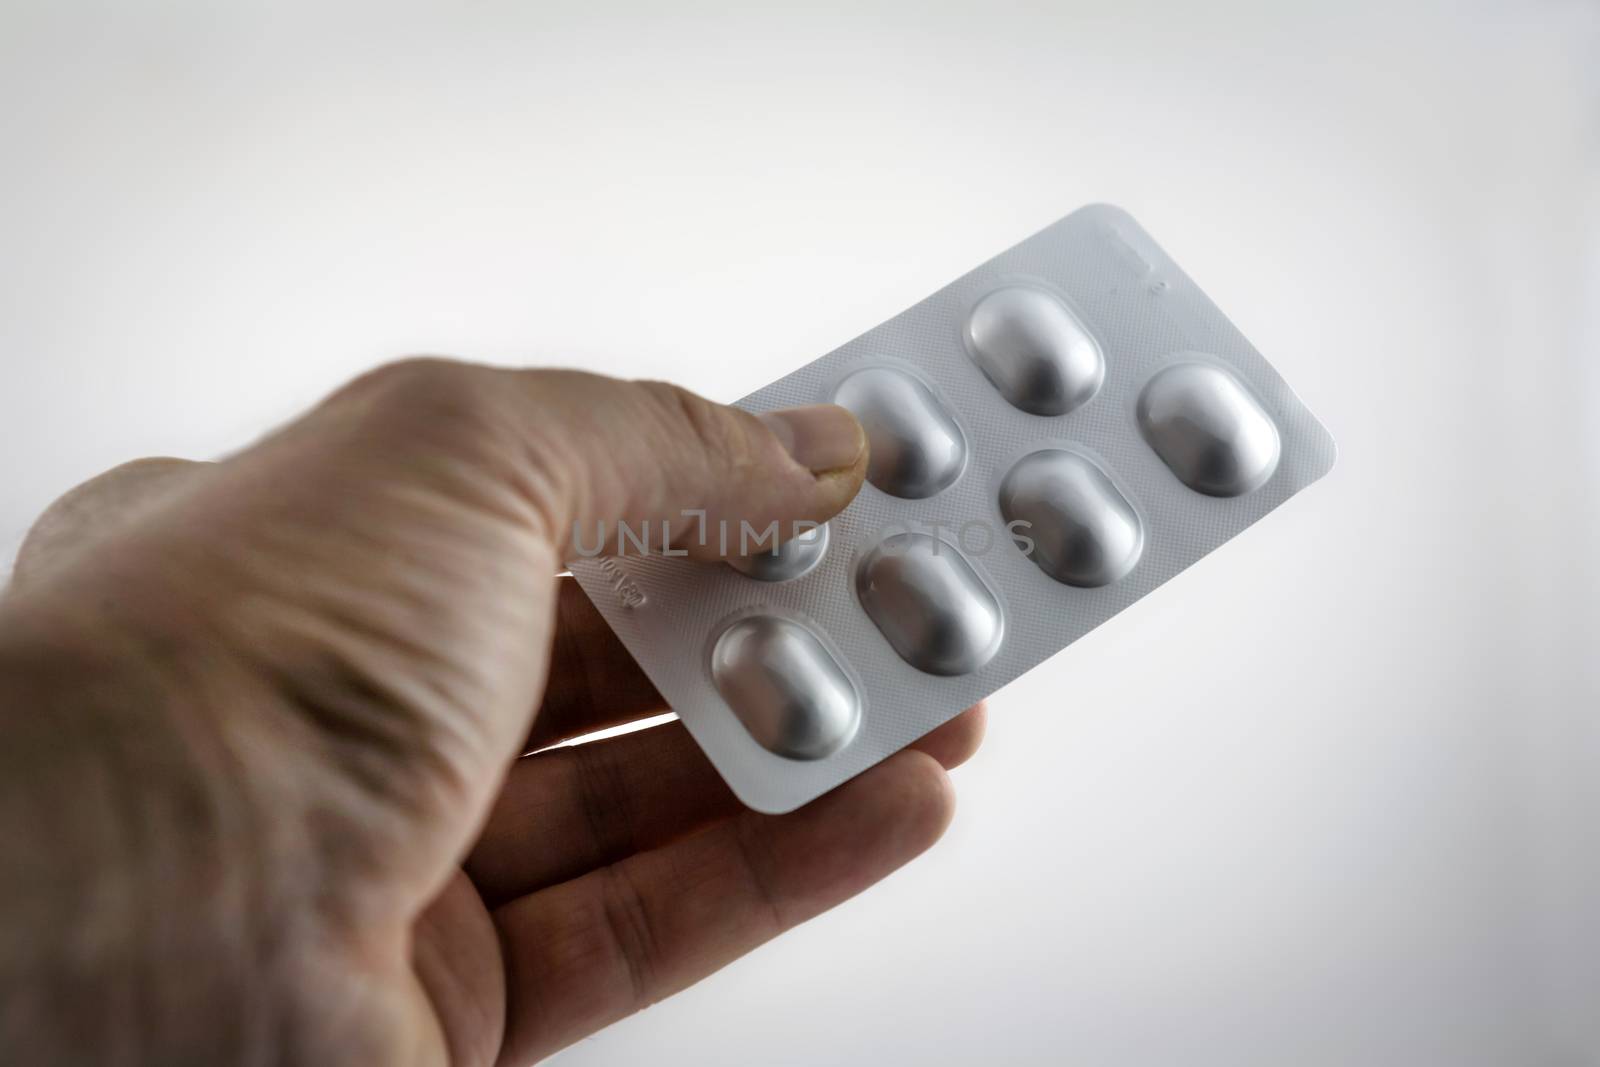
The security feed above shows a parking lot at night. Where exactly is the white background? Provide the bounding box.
[2,2,1598,1064]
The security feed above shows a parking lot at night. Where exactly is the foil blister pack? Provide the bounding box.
[570,205,1335,813]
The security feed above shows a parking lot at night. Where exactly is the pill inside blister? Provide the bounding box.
[568,205,1338,816]
[832,367,965,499]
[1137,362,1281,497]
[999,450,1143,587]
[965,286,1104,416]
[855,533,1003,675]
[726,523,829,582]
[710,616,860,760]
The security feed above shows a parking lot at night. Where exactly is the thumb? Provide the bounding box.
[327,360,869,560]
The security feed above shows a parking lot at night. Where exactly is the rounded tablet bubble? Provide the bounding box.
[726,523,829,582]
[965,286,1104,416]
[855,533,1003,676]
[711,616,860,761]
[832,367,965,499]
[1136,362,1281,497]
[999,450,1143,587]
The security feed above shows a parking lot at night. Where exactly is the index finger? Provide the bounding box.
[527,576,665,750]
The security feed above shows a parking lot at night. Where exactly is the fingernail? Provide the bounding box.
[760,404,865,473]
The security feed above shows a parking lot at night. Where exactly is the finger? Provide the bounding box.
[411,871,504,1067]
[469,721,730,907]
[324,360,868,562]
[491,749,956,1066]
[469,702,985,908]
[526,576,664,750]
[11,458,210,591]
[911,699,988,770]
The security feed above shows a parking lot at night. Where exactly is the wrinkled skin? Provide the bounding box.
[0,360,984,1066]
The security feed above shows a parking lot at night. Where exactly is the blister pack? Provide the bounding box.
[570,205,1335,813]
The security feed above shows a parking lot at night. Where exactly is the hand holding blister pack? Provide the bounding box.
[571,205,1335,813]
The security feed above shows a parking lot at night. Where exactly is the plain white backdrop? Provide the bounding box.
[2,2,1597,1064]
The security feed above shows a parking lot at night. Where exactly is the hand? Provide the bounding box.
[0,360,985,1066]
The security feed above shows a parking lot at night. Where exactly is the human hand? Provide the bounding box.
[0,360,984,1066]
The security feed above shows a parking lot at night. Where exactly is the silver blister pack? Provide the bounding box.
[570,205,1336,813]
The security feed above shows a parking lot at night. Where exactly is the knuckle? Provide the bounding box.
[730,816,786,934]
[338,358,509,455]
[637,380,754,470]
[353,357,483,413]
[101,456,202,481]
[14,458,209,586]
[570,743,636,862]
[596,864,659,1008]
[340,356,458,402]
